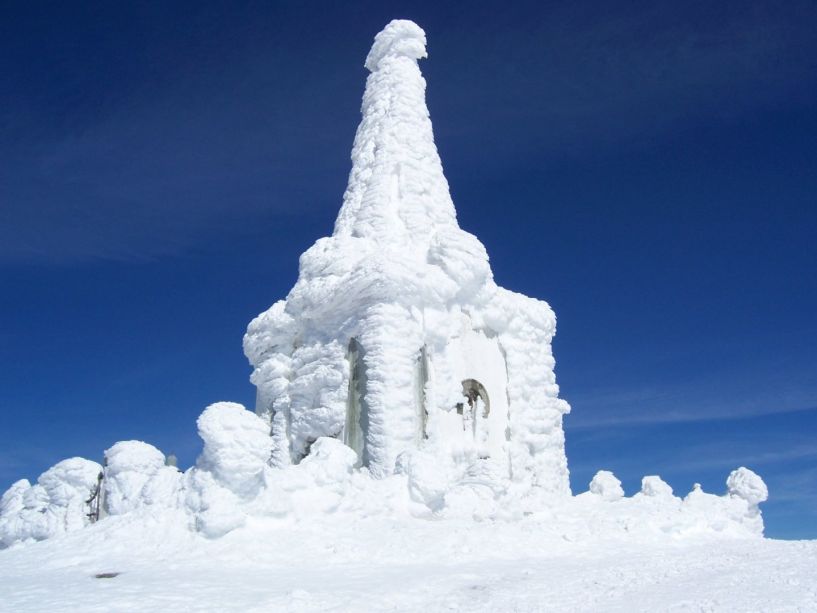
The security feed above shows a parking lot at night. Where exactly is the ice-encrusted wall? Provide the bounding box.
[243,20,571,493]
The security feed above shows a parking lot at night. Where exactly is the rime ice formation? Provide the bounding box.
[640,475,674,498]
[588,470,625,501]
[195,402,273,498]
[103,441,182,516]
[244,19,570,494]
[0,458,101,547]
[0,20,771,548]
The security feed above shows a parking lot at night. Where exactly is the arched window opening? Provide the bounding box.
[460,379,490,457]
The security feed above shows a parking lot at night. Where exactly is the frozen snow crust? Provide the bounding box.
[2,505,813,613]
[0,21,771,550]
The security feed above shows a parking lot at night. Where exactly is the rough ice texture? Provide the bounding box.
[640,475,674,498]
[185,402,275,537]
[104,440,182,516]
[572,470,767,538]
[588,470,625,501]
[243,18,571,497]
[196,402,273,498]
[727,466,768,506]
[0,458,101,547]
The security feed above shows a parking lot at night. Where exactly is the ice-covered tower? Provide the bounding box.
[244,20,571,495]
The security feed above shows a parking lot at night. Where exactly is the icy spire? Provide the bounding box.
[332,20,459,246]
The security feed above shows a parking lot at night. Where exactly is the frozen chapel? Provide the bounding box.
[0,20,770,549]
[244,20,570,493]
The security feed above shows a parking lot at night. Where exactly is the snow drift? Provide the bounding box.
[1,458,101,547]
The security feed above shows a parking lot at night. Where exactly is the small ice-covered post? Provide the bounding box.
[726,467,768,535]
[640,475,674,498]
[589,470,625,501]
[727,467,768,510]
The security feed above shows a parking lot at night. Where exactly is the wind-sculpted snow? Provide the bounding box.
[639,475,675,498]
[727,466,768,506]
[103,441,182,516]
[575,470,768,538]
[0,458,100,547]
[196,402,273,498]
[588,470,625,501]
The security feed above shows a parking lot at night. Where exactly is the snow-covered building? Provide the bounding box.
[244,20,571,494]
[0,19,772,550]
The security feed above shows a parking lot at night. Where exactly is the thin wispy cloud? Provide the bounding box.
[768,466,817,504]
[569,400,817,429]
[670,444,817,473]
[566,356,817,429]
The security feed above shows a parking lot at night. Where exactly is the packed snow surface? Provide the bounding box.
[1,511,815,612]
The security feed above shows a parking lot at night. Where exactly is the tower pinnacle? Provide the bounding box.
[333,20,457,245]
[364,19,427,72]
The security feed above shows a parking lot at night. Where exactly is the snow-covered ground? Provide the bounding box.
[1,510,815,612]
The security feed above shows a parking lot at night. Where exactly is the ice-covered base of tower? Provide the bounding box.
[1,402,769,547]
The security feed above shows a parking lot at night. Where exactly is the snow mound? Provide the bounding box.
[588,470,625,501]
[0,458,101,547]
[364,19,427,72]
[184,402,276,538]
[568,470,769,538]
[727,466,768,506]
[104,440,181,516]
[639,475,674,498]
[196,401,273,498]
[0,402,770,547]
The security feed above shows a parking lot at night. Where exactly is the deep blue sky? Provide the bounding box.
[1,1,816,539]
